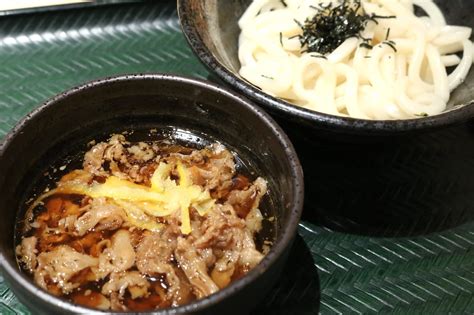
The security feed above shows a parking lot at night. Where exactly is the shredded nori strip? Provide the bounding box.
[415,112,429,117]
[372,14,396,20]
[280,0,287,7]
[310,54,328,59]
[383,41,397,52]
[294,19,304,28]
[297,0,396,55]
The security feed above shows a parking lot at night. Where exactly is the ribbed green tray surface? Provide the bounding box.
[0,2,472,314]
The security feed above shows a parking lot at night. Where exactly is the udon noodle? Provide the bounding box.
[238,0,473,119]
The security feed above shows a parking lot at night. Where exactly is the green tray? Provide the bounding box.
[0,2,473,314]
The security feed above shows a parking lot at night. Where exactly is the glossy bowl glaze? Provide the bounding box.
[178,0,474,136]
[0,74,304,314]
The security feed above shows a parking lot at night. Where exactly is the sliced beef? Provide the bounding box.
[95,229,135,279]
[16,236,38,272]
[174,238,219,298]
[34,245,98,294]
[102,271,150,310]
[83,142,108,177]
[183,144,236,197]
[83,135,160,184]
[74,198,125,236]
[135,230,183,303]
[193,204,245,249]
[239,230,264,270]
[226,177,267,218]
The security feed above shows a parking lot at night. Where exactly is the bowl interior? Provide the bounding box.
[180,0,474,130]
[0,74,302,314]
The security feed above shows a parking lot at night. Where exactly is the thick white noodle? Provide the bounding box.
[441,55,461,67]
[412,0,446,26]
[238,0,474,119]
[448,40,473,91]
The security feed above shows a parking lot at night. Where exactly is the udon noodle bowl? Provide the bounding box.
[238,0,474,120]
[15,134,270,311]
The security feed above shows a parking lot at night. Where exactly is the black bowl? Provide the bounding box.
[178,0,474,136]
[0,74,304,314]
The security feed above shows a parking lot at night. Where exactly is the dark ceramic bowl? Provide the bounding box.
[178,0,474,136]
[0,74,304,314]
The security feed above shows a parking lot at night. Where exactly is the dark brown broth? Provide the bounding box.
[16,135,275,311]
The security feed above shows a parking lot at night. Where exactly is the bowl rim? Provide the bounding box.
[177,0,474,135]
[0,73,304,314]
